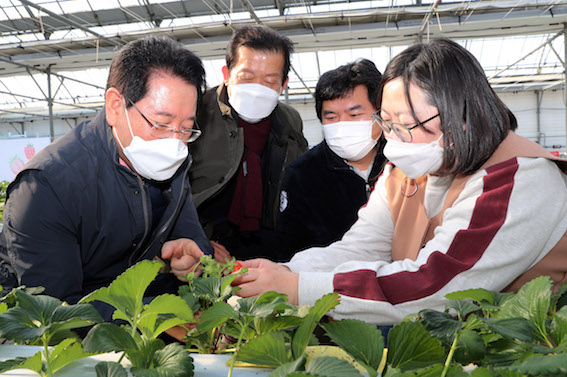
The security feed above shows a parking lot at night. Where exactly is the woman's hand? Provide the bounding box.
[231,258,299,305]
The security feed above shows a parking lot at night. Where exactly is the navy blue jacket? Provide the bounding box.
[2,111,212,306]
[274,139,387,261]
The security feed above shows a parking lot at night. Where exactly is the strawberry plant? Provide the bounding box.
[80,260,195,377]
[177,255,247,353]
[0,180,9,222]
[0,289,103,377]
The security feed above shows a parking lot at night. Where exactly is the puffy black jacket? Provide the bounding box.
[274,139,387,261]
[2,111,212,305]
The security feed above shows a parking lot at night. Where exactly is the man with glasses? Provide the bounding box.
[189,25,308,262]
[272,59,387,261]
[1,36,212,320]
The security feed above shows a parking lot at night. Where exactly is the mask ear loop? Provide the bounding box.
[401,177,418,197]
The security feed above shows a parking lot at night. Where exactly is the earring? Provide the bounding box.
[401,177,418,197]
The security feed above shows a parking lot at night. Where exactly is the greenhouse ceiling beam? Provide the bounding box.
[17,0,124,48]
[240,0,262,24]
[0,89,100,111]
[242,1,313,98]
[21,3,51,40]
[487,30,564,80]
[417,0,441,42]
[0,56,105,90]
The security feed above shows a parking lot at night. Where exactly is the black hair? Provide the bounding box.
[377,38,517,175]
[226,25,294,85]
[106,35,206,106]
[315,59,382,121]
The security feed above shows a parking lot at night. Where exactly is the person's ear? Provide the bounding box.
[221,66,230,86]
[105,88,123,127]
[279,76,290,95]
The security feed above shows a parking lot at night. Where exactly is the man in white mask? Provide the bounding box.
[189,25,308,262]
[2,36,213,321]
[272,59,387,261]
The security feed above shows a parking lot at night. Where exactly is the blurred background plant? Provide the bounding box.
[0,180,9,223]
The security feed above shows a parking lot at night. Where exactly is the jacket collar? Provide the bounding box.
[216,84,234,119]
[322,138,387,184]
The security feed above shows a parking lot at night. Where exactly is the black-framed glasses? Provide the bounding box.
[128,99,202,143]
[371,109,440,143]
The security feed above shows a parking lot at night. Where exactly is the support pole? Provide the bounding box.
[47,66,54,142]
[564,25,567,153]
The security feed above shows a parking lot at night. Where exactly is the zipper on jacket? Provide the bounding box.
[128,174,152,265]
[132,157,193,264]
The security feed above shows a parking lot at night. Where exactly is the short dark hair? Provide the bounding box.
[226,25,294,85]
[377,38,517,175]
[106,35,206,106]
[315,59,382,122]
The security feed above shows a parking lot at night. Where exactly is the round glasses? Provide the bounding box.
[128,99,202,143]
[371,109,440,143]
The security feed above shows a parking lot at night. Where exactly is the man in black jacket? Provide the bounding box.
[1,36,213,319]
[274,59,387,261]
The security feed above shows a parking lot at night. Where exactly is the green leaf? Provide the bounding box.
[95,361,129,377]
[499,276,552,341]
[481,317,535,342]
[0,352,43,374]
[321,319,383,376]
[413,364,468,377]
[82,323,137,353]
[0,306,47,340]
[446,289,496,304]
[511,352,567,375]
[50,338,94,374]
[49,303,103,338]
[305,356,363,377]
[0,302,7,313]
[292,293,340,360]
[551,305,567,346]
[446,300,481,319]
[254,315,304,335]
[236,331,290,367]
[81,260,162,320]
[127,338,166,369]
[387,321,446,371]
[419,309,462,339]
[15,290,61,324]
[268,356,308,377]
[130,342,194,377]
[237,291,290,318]
[552,282,567,312]
[197,301,238,332]
[137,294,194,339]
[453,330,486,365]
[177,288,200,313]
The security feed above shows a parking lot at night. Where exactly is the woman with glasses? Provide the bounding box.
[234,38,567,327]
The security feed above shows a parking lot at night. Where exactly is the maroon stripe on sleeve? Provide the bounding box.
[333,158,520,304]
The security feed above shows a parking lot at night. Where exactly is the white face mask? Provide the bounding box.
[228,83,280,123]
[114,99,188,181]
[383,134,444,179]
[322,120,378,161]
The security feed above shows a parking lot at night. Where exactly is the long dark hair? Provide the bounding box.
[378,38,517,175]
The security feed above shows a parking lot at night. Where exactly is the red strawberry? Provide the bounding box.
[10,155,25,175]
[234,262,242,272]
[24,144,36,160]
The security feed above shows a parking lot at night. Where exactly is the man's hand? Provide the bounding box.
[161,238,204,280]
[211,241,232,263]
[232,258,299,305]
